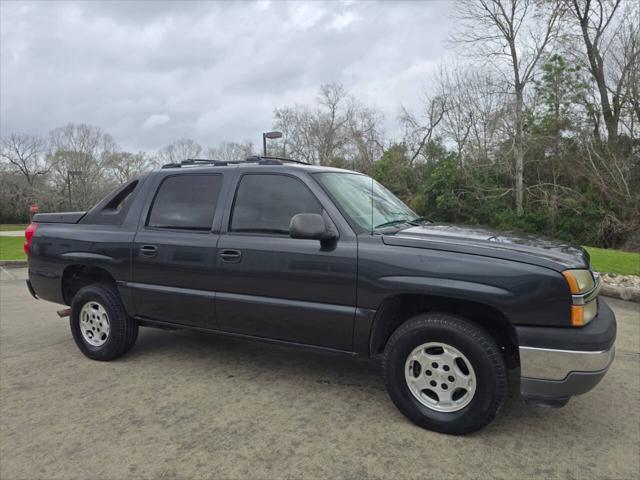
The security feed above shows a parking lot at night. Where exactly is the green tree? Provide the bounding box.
[373,144,421,206]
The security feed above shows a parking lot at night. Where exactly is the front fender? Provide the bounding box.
[357,236,571,328]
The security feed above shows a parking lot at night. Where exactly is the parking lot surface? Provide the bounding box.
[1,266,639,480]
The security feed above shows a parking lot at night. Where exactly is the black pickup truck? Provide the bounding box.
[25,156,616,434]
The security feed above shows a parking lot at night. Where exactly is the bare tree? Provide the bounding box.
[273,106,317,163]
[49,123,119,210]
[400,93,447,164]
[0,134,49,187]
[50,123,117,159]
[563,0,633,142]
[156,138,203,165]
[607,4,640,137]
[274,84,351,165]
[346,103,384,173]
[274,83,383,169]
[0,171,34,222]
[104,152,153,183]
[433,66,508,165]
[466,73,510,164]
[207,141,253,162]
[438,66,474,161]
[453,0,564,215]
[315,83,352,165]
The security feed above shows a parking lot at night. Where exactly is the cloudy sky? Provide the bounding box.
[1,0,453,152]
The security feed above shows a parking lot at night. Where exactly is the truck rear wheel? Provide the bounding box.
[70,284,138,361]
[383,312,506,435]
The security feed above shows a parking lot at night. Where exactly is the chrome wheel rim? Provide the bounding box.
[404,342,477,413]
[79,301,110,347]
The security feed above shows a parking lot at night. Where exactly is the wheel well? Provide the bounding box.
[369,294,519,369]
[61,265,117,305]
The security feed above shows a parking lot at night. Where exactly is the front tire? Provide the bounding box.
[383,312,506,435]
[70,284,138,361]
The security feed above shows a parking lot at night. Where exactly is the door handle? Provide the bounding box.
[219,249,242,263]
[139,245,158,258]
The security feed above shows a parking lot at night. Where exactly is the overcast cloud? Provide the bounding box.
[1,0,453,152]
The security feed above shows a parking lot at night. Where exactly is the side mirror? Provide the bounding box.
[289,213,337,242]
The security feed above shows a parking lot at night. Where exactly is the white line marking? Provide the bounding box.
[1,266,16,279]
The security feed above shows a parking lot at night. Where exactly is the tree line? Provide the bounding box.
[0,126,255,221]
[1,0,638,249]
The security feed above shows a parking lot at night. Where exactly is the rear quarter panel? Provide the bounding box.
[28,175,153,310]
[28,223,136,309]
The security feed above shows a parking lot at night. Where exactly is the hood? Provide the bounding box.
[382,224,589,271]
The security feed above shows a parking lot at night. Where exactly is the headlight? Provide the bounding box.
[562,269,595,294]
[562,269,599,326]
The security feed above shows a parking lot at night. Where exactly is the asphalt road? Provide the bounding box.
[1,266,639,480]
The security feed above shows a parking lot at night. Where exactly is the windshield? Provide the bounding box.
[315,172,418,232]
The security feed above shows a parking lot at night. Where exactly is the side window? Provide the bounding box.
[82,179,141,225]
[148,174,222,230]
[104,180,138,212]
[230,174,322,234]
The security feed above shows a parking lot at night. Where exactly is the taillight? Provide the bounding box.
[24,223,38,256]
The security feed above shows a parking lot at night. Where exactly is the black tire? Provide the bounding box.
[70,283,138,361]
[383,312,507,435]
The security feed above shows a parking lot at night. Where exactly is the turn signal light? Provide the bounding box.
[570,302,598,327]
[571,305,584,326]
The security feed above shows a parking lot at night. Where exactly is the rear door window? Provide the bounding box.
[147,174,222,230]
[230,174,322,234]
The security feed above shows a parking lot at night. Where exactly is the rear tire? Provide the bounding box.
[383,312,506,435]
[70,284,138,361]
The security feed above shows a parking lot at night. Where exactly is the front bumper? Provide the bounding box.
[515,299,616,406]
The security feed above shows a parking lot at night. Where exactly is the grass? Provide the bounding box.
[584,246,640,276]
[0,237,25,261]
[0,224,27,232]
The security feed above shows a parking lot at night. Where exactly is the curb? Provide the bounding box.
[601,284,640,303]
[0,260,27,267]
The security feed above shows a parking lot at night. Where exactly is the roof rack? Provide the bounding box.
[250,155,310,166]
[161,156,310,169]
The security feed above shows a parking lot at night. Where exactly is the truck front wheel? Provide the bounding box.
[383,312,507,435]
[70,284,138,361]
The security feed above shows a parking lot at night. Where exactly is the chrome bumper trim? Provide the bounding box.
[519,345,615,381]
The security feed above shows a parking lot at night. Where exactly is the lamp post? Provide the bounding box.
[67,170,82,210]
[262,131,283,156]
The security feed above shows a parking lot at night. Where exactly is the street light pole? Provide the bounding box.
[262,131,283,156]
[67,175,72,210]
[67,170,82,210]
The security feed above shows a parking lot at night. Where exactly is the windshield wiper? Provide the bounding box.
[375,219,413,229]
[408,216,431,225]
[375,216,431,230]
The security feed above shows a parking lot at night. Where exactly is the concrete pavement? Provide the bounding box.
[1,267,638,479]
